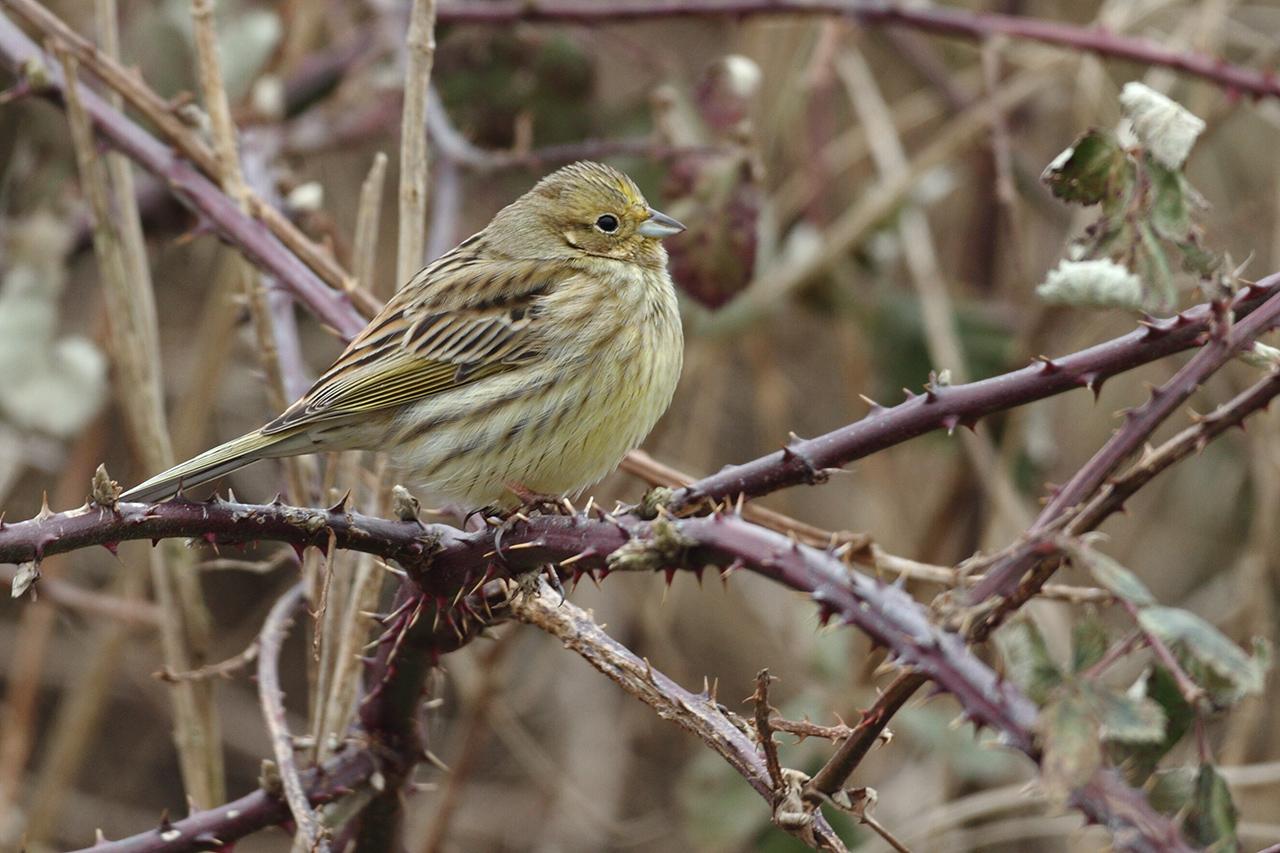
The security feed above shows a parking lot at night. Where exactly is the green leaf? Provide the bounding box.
[1147,766,1196,814]
[1041,130,1128,206]
[1071,616,1109,673]
[1137,222,1178,312]
[1037,689,1102,805]
[1117,666,1197,784]
[1177,235,1223,278]
[1081,683,1166,743]
[1067,544,1155,606]
[1136,607,1268,699]
[996,618,1062,704]
[1148,159,1192,242]
[1185,764,1240,852]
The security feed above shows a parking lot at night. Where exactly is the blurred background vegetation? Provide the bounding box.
[3,0,1280,850]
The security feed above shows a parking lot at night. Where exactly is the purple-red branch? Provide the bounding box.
[0,15,366,340]
[971,278,1280,602]
[672,277,1280,510]
[0,497,1184,849]
[435,0,1280,102]
[86,749,375,853]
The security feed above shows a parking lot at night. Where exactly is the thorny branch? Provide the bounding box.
[509,583,847,850]
[5,7,1280,519]
[970,289,1280,612]
[672,275,1280,510]
[802,363,1280,800]
[0,497,1186,849]
[4,1,1279,847]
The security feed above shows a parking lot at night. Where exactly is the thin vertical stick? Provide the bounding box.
[836,48,1030,539]
[314,160,391,764]
[58,44,224,809]
[190,0,310,503]
[354,152,389,299]
[398,0,437,287]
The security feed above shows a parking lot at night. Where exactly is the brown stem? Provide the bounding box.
[803,671,926,805]
[257,582,330,851]
[0,12,368,339]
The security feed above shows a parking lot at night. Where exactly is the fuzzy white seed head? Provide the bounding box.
[1119,82,1205,169]
[1036,259,1144,310]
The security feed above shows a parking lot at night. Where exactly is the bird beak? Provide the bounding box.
[637,208,686,239]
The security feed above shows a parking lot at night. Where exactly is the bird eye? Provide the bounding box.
[595,214,619,233]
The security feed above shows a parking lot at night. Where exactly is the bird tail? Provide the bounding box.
[120,429,298,503]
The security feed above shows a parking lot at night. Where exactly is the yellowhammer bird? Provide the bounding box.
[121,161,685,507]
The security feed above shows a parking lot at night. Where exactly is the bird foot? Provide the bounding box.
[502,482,573,516]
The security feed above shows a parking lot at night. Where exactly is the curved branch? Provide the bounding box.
[83,749,375,853]
[257,583,329,852]
[0,498,1186,849]
[0,14,368,339]
[436,0,1280,102]
[510,583,847,850]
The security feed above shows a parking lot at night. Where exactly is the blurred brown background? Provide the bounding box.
[3,0,1280,850]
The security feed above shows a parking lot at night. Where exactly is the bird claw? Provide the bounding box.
[503,482,570,515]
[543,565,567,605]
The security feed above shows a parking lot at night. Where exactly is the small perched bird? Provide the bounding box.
[122,162,685,507]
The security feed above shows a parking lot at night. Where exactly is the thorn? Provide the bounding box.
[328,490,351,514]
[664,567,677,586]
[692,565,705,586]
[941,414,961,435]
[270,493,285,506]
[1082,372,1105,399]
[1137,316,1174,339]
[37,492,53,522]
[859,394,886,414]
[544,565,566,604]
[1033,354,1060,373]
[101,540,119,557]
[289,540,307,562]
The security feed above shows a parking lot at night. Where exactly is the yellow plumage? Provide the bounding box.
[122,162,685,507]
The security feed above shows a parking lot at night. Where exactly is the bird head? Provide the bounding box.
[492,161,685,267]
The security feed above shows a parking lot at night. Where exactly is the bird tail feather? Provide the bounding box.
[120,429,296,503]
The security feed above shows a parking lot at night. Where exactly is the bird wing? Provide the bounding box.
[263,248,554,434]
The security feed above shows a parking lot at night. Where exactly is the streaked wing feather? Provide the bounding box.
[263,249,550,434]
